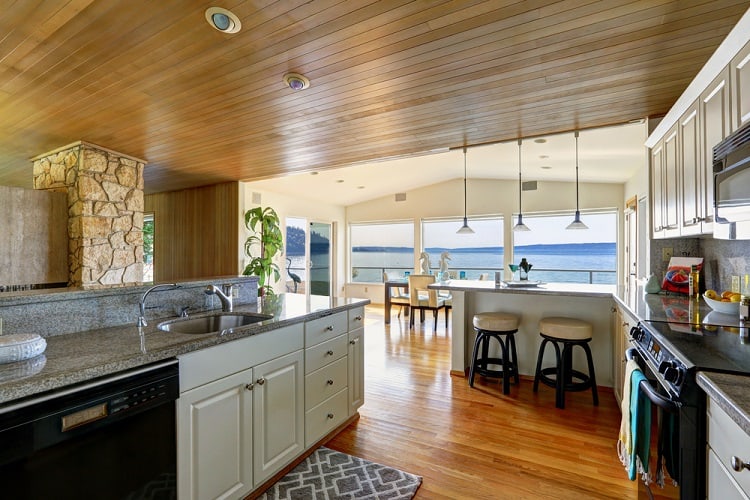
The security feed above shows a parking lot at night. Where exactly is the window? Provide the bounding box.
[350,221,414,283]
[422,217,503,279]
[143,213,154,282]
[511,211,617,284]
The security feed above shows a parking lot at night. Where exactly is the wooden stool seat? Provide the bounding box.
[469,312,521,395]
[534,317,598,409]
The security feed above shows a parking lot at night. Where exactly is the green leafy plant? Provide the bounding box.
[242,206,283,296]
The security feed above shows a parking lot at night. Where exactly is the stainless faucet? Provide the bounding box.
[205,284,234,312]
[137,283,179,327]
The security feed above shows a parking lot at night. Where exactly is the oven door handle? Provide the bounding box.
[625,348,681,412]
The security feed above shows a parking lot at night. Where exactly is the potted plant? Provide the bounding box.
[242,206,283,296]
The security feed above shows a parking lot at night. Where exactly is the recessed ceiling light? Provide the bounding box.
[283,73,310,91]
[534,138,547,144]
[205,7,242,34]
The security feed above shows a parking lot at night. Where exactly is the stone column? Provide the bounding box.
[32,142,146,288]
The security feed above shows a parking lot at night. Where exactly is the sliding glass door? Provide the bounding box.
[285,218,332,297]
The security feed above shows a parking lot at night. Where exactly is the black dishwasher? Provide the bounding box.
[0,358,179,500]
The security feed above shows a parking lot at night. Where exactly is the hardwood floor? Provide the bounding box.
[326,305,642,499]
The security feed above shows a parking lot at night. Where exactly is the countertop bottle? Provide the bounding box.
[689,264,700,298]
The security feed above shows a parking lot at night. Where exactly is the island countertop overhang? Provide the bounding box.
[428,279,616,298]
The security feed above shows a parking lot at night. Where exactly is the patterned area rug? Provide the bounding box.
[258,447,422,499]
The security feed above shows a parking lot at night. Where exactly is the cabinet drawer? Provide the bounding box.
[707,398,750,497]
[305,388,349,448]
[305,312,347,346]
[305,356,348,410]
[348,307,365,331]
[708,448,748,500]
[305,334,347,374]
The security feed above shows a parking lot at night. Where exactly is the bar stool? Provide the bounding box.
[469,312,521,395]
[533,317,598,409]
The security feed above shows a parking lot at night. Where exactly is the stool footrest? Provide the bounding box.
[536,367,593,393]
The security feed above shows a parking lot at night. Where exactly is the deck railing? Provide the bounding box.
[351,266,616,285]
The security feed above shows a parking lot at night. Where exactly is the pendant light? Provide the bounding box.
[566,131,588,230]
[513,138,530,232]
[457,147,475,234]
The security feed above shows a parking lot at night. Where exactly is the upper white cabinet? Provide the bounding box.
[731,39,750,131]
[652,125,680,238]
[679,103,701,235]
[699,68,732,234]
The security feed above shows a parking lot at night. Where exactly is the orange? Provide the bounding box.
[722,291,735,299]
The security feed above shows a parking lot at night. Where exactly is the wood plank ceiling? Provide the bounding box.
[0,0,747,194]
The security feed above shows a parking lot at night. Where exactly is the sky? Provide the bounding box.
[351,213,616,248]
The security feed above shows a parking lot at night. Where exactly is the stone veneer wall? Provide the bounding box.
[32,142,145,288]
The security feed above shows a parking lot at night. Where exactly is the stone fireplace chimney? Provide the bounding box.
[32,142,145,288]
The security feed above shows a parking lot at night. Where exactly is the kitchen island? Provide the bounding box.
[430,280,616,387]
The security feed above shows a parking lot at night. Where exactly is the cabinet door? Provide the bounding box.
[252,350,304,487]
[348,327,365,415]
[680,103,701,235]
[177,368,254,500]
[651,141,665,238]
[731,40,750,131]
[701,67,731,232]
[663,127,681,237]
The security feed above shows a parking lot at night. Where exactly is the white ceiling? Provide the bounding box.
[246,122,648,206]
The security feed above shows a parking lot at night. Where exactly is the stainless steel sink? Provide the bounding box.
[157,312,272,335]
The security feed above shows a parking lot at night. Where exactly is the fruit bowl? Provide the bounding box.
[703,293,740,315]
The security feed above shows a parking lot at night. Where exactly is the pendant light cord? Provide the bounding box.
[463,147,468,218]
[576,130,579,212]
[517,139,523,215]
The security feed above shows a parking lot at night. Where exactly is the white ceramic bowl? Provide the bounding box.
[703,293,740,315]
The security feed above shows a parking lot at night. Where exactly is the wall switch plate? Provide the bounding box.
[732,275,741,294]
[662,247,673,262]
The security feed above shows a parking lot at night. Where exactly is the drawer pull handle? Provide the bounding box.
[349,339,357,345]
[731,456,750,472]
[256,377,266,386]
[245,383,254,391]
[327,413,334,419]
[327,379,334,385]
[326,350,334,356]
[354,315,363,321]
[325,325,334,331]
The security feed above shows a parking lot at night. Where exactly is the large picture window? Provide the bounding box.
[422,217,503,279]
[350,221,414,283]
[511,211,617,284]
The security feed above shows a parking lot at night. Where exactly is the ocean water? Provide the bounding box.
[284,243,616,285]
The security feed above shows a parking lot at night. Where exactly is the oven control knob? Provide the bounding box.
[630,326,643,341]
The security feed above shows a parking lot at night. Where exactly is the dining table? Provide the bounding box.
[384,279,409,324]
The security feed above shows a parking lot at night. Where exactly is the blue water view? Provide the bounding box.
[351,243,616,284]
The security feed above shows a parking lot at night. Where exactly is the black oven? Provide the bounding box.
[0,359,179,499]
[629,318,750,500]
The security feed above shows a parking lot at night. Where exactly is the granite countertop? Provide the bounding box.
[0,293,369,405]
[429,279,616,298]
[697,372,750,435]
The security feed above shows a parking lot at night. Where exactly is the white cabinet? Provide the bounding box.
[707,398,750,499]
[252,350,304,486]
[731,39,750,131]
[348,326,365,415]
[699,68,731,234]
[348,307,365,415]
[679,103,701,235]
[177,368,254,500]
[177,324,304,500]
[651,125,680,239]
[612,304,635,408]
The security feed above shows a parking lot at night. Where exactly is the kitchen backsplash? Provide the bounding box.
[651,238,748,292]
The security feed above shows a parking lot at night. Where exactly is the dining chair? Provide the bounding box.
[384,271,409,318]
[408,274,446,331]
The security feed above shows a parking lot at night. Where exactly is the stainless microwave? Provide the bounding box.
[713,122,750,240]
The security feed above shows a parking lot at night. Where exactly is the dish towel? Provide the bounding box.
[630,369,652,483]
[655,408,679,487]
[617,359,640,469]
